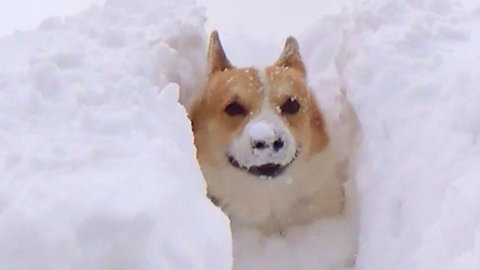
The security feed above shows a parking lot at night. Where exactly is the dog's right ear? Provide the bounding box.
[207,31,233,76]
[275,36,306,77]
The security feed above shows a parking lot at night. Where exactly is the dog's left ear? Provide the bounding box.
[207,31,233,76]
[275,37,306,77]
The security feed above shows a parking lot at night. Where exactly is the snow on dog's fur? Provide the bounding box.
[189,31,352,234]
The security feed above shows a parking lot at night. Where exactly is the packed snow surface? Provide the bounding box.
[2,0,480,269]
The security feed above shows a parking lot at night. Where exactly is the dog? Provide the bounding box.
[189,31,347,234]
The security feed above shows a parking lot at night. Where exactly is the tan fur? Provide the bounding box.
[189,31,344,234]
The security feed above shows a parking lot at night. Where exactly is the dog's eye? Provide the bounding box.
[280,97,300,114]
[224,101,247,116]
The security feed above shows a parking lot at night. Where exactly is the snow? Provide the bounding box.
[339,1,480,269]
[2,0,480,269]
[247,121,276,142]
[0,0,106,36]
[0,1,230,269]
[232,215,356,270]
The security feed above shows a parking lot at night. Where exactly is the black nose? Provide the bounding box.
[251,139,285,152]
[253,140,268,150]
[273,139,284,151]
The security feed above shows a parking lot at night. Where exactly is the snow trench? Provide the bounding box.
[1,0,480,269]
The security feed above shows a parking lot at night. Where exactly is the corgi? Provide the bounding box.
[189,31,346,234]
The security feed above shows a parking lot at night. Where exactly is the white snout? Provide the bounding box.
[227,112,297,168]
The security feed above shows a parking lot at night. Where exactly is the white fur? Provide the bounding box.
[227,107,297,167]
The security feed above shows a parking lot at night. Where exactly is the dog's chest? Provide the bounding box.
[205,148,343,233]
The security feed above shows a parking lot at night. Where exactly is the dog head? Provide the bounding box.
[189,31,329,181]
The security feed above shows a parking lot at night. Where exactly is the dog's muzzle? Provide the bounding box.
[227,150,298,178]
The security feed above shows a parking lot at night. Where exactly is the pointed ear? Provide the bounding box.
[275,36,306,76]
[207,31,233,76]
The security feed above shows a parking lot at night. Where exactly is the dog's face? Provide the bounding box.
[190,31,329,182]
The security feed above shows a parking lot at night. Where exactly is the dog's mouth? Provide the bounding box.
[227,151,298,178]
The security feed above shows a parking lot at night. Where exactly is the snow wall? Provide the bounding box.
[0,1,231,269]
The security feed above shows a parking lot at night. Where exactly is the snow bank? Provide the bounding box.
[339,1,480,269]
[0,1,231,269]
